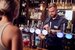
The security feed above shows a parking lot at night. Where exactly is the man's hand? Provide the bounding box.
[43,24,61,34]
[38,34,45,39]
[51,29,61,33]
[43,24,50,33]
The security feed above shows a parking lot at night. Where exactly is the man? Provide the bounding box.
[0,0,23,50]
[44,3,68,50]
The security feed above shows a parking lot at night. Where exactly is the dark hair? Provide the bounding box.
[0,0,19,21]
[48,3,57,9]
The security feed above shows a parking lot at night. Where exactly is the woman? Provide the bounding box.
[0,0,23,50]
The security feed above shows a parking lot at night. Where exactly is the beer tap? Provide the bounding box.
[63,23,65,32]
[67,20,71,33]
[65,20,73,39]
[24,20,30,32]
[37,20,41,28]
[27,20,29,27]
[30,20,35,33]
[41,22,48,36]
[56,23,65,38]
[29,20,37,48]
[71,24,73,33]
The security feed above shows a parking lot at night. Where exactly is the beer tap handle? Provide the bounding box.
[71,24,73,33]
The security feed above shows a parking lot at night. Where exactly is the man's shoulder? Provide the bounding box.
[58,16,68,23]
[58,15,67,20]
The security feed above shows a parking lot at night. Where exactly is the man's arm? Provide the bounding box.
[43,24,51,33]
[11,27,23,50]
[50,29,61,33]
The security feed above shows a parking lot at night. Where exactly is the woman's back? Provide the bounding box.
[0,22,23,50]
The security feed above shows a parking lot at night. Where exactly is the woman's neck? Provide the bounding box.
[0,16,10,25]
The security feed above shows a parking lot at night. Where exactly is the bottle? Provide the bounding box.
[56,0,60,9]
[66,20,72,33]
[65,0,68,9]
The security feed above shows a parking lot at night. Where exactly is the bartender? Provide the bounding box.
[43,3,68,50]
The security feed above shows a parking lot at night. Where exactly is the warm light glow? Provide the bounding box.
[22,12,26,15]
[40,4,43,10]
[73,5,75,11]
[19,25,24,30]
[22,3,26,7]
[19,27,23,30]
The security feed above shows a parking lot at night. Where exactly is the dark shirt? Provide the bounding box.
[44,15,68,32]
[44,15,68,46]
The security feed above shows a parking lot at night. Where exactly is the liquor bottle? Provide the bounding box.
[56,0,60,9]
[62,0,65,9]
[66,20,72,33]
[67,0,72,9]
[59,0,62,9]
[65,0,68,9]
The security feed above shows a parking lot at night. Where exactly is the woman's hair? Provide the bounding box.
[0,0,19,21]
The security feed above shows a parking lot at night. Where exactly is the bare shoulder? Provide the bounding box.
[3,24,23,50]
[8,25,20,32]
[5,24,21,37]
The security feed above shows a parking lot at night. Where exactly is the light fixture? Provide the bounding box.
[40,4,43,10]
[65,33,73,39]
[40,1,46,11]
[30,28,35,33]
[57,32,64,38]
[19,25,24,30]
[35,29,41,34]
[24,27,29,32]
[42,30,48,35]
[19,27,23,30]
[22,12,26,15]
[22,3,26,7]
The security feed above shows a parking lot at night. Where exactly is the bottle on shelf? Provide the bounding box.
[56,0,60,9]
[65,0,68,9]
[62,0,65,9]
[66,20,72,33]
[67,0,72,9]
[59,0,63,9]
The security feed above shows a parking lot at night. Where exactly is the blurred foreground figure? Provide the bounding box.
[0,0,23,50]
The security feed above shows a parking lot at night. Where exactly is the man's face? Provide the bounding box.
[48,7,57,18]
